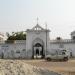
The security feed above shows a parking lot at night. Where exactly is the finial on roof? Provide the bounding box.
[37,17,39,24]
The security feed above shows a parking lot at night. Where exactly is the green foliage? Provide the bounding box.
[6,31,26,40]
[56,37,62,40]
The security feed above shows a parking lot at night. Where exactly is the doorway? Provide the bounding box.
[32,43,44,59]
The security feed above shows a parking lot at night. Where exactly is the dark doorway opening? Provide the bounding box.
[32,43,44,59]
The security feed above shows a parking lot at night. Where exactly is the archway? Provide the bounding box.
[32,38,45,59]
[33,43,44,59]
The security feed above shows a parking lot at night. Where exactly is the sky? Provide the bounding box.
[0,0,75,39]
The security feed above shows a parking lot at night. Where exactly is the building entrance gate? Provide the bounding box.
[32,43,44,59]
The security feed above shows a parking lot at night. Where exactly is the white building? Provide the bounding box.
[0,23,75,59]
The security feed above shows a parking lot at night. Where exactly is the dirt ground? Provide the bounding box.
[0,59,75,75]
[0,59,60,75]
[24,58,75,75]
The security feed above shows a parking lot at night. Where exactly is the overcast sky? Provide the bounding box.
[0,0,75,39]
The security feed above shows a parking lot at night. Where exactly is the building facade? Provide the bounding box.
[0,23,75,59]
[26,24,50,58]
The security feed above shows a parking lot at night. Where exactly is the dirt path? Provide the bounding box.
[24,59,75,75]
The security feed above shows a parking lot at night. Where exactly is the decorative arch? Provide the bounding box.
[32,38,44,46]
[32,38,45,59]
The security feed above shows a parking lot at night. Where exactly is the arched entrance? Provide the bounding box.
[32,43,44,59]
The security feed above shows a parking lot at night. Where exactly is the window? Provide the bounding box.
[16,50,20,53]
[73,36,75,40]
[22,49,26,51]
[62,52,65,55]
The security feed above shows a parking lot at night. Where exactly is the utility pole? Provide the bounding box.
[45,23,47,57]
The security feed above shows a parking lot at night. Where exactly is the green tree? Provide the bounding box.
[56,37,62,40]
[6,31,26,40]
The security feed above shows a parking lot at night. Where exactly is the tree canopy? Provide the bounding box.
[56,37,62,40]
[6,31,26,40]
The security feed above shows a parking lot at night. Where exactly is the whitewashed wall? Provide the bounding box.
[0,40,75,59]
[0,40,26,59]
[50,42,75,57]
[64,43,75,57]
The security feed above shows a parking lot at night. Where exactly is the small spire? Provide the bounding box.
[37,17,39,24]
